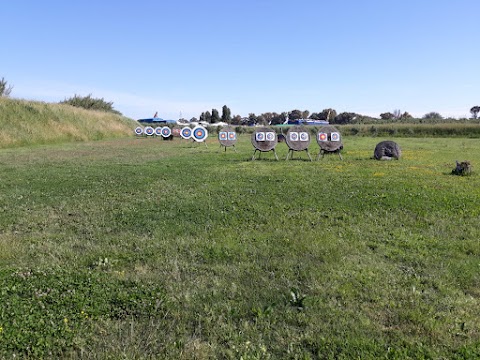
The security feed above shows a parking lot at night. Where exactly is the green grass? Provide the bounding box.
[0,97,136,149]
[1,135,479,359]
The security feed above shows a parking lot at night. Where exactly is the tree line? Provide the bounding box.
[197,106,480,125]
[1,77,480,122]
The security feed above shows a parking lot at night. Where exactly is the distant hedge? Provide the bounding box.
[339,123,480,138]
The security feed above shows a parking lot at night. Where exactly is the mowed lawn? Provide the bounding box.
[0,135,479,359]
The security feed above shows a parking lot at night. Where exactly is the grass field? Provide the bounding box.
[1,135,479,359]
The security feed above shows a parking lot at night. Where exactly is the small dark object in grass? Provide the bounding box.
[373,140,401,160]
[277,134,286,143]
[452,160,472,176]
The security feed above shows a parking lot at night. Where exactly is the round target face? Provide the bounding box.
[331,132,340,141]
[154,127,163,136]
[134,127,143,135]
[256,132,266,141]
[219,131,228,140]
[265,132,276,141]
[144,126,154,136]
[300,132,309,141]
[161,126,172,137]
[290,132,299,141]
[318,132,328,141]
[180,127,192,139]
[192,126,208,142]
[228,132,236,140]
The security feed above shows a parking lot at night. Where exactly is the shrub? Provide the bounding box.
[0,77,13,97]
[60,94,122,115]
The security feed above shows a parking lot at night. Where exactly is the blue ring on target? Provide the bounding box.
[192,126,208,142]
[180,127,192,139]
[135,127,143,135]
[154,127,163,136]
[161,126,172,138]
[144,126,154,136]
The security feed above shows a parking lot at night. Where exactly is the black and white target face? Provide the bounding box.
[135,127,143,135]
[144,126,154,136]
[180,127,192,139]
[161,126,172,138]
[192,126,208,142]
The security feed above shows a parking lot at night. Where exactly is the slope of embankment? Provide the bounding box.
[0,97,136,148]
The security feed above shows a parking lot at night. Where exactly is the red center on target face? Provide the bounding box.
[319,133,327,141]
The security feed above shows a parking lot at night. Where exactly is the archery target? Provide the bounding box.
[331,132,340,141]
[218,126,237,147]
[161,126,172,138]
[265,132,276,141]
[285,125,311,152]
[219,131,227,140]
[144,126,154,136]
[192,126,208,142]
[134,127,143,135]
[251,126,278,152]
[316,125,343,153]
[154,127,163,136]
[256,132,266,141]
[180,127,192,139]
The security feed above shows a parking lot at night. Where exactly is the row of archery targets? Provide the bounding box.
[134,124,345,160]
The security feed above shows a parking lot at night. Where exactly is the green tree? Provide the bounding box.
[380,112,395,120]
[221,105,231,123]
[211,109,220,123]
[423,112,443,120]
[310,108,337,121]
[0,77,13,97]
[288,109,303,121]
[231,115,242,125]
[204,111,212,123]
[248,113,257,126]
[470,106,480,119]
[333,112,356,124]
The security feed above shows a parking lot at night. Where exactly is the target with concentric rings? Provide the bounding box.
[161,126,172,138]
[192,126,208,142]
[180,127,192,139]
[144,126,154,136]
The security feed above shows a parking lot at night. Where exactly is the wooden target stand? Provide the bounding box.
[316,125,343,160]
[285,125,313,161]
[218,126,237,152]
[251,127,279,161]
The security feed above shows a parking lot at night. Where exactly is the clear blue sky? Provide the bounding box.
[3,0,479,120]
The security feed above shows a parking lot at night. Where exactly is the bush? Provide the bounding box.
[0,77,13,97]
[60,94,122,115]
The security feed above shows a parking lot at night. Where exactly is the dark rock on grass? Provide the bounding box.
[374,140,401,160]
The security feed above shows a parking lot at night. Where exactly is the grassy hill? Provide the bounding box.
[0,97,136,148]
